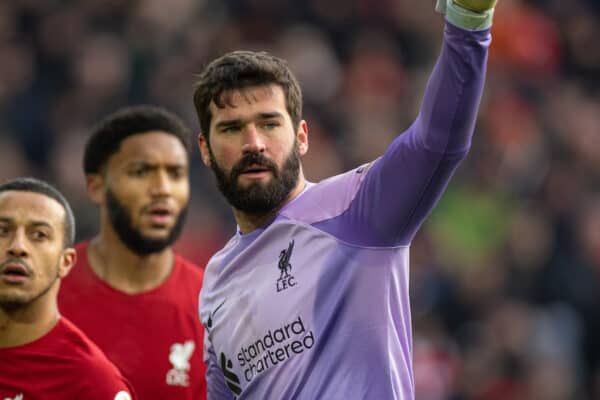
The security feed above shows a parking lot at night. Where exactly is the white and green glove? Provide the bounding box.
[436,0,497,30]
[453,0,497,13]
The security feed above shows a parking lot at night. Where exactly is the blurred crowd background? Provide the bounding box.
[1,0,599,398]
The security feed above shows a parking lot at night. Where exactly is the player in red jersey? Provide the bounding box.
[58,106,207,400]
[0,177,135,400]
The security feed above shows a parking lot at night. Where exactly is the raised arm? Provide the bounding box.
[313,1,496,247]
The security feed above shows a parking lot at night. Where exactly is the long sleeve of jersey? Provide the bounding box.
[307,22,491,247]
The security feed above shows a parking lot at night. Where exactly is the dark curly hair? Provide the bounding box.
[83,105,191,175]
[193,50,303,142]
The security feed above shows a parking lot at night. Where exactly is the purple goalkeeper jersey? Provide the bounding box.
[200,23,491,399]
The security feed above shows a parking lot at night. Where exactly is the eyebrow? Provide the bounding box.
[0,217,54,230]
[257,112,284,120]
[215,112,285,129]
[126,160,187,169]
[30,221,54,230]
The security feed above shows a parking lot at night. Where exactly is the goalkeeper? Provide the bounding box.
[193,0,497,399]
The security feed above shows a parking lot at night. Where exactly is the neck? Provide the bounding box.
[88,224,174,294]
[235,176,306,234]
[0,286,60,348]
[234,209,278,235]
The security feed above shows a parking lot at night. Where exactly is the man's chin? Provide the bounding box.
[138,230,171,241]
[0,294,30,311]
[237,177,273,189]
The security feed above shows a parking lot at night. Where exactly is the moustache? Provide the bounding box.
[0,258,33,276]
[231,153,278,179]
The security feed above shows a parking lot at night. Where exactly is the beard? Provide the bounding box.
[0,258,59,312]
[209,142,301,215]
[106,189,187,255]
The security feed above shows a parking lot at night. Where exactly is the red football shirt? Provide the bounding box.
[0,317,135,399]
[58,242,207,400]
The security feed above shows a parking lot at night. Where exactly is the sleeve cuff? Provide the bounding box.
[437,0,494,31]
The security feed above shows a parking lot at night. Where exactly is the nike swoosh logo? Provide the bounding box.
[206,299,227,331]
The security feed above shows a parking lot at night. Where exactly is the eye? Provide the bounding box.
[129,167,150,177]
[261,121,280,130]
[221,125,241,134]
[0,225,9,236]
[168,167,186,179]
[30,230,49,241]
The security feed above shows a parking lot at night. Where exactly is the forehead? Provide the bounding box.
[0,191,65,228]
[210,84,287,123]
[110,131,188,167]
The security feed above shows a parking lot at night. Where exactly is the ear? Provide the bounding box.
[197,132,212,167]
[57,247,77,279]
[296,120,309,156]
[86,174,105,205]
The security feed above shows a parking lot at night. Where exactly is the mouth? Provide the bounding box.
[239,164,273,179]
[144,204,175,227]
[0,261,31,284]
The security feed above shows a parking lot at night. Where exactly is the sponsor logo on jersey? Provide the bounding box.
[237,315,314,383]
[220,352,242,398]
[218,315,315,397]
[166,340,195,387]
[4,394,23,400]
[276,240,297,293]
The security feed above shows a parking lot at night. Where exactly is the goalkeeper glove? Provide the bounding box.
[435,0,496,30]
[453,0,497,13]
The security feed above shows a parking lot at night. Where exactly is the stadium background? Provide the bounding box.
[1,0,598,398]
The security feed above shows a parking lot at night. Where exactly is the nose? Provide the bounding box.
[7,228,28,258]
[150,169,172,197]
[241,125,266,154]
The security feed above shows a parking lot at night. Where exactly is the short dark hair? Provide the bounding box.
[193,50,303,141]
[83,105,192,175]
[0,177,76,248]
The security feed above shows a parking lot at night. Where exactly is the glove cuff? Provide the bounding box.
[436,0,494,30]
